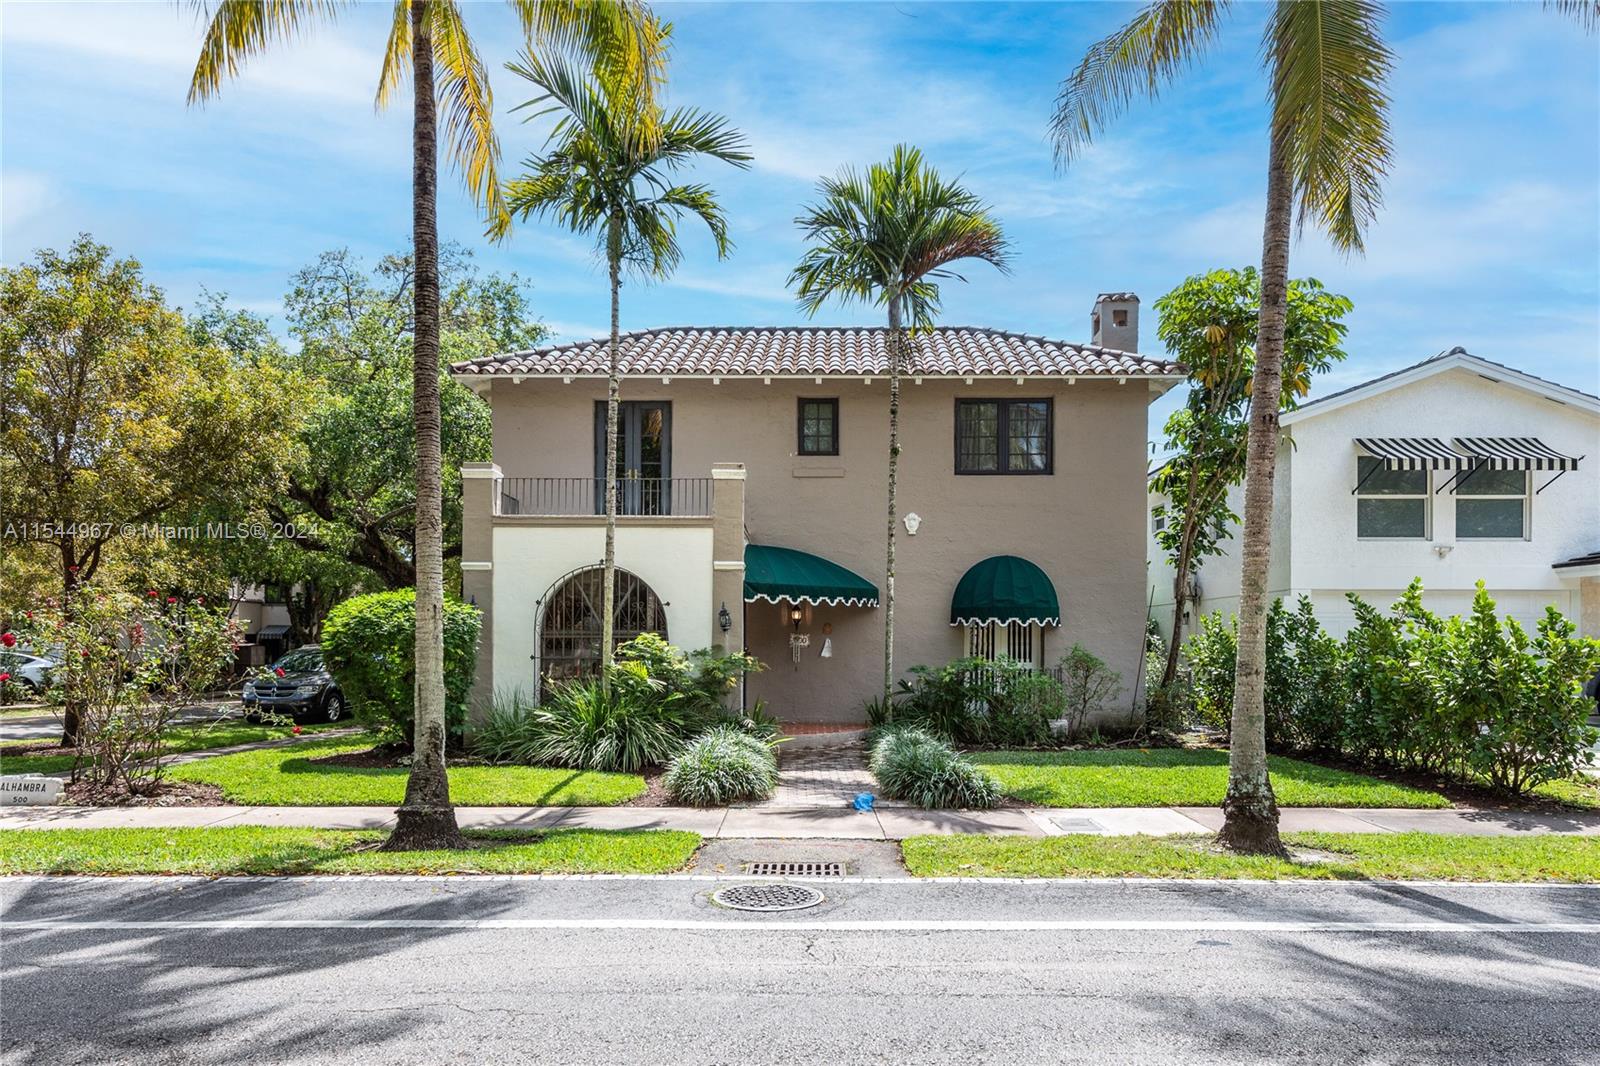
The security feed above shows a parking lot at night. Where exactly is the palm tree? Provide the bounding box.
[1052,1,1395,856]
[1057,0,1599,856]
[187,0,664,851]
[499,48,750,690]
[790,146,1010,708]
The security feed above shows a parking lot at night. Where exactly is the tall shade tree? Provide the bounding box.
[500,47,750,688]
[1149,267,1350,693]
[0,236,297,744]
[187,0,664,851]
[1052,0,1395,855]
[790,146,1009,706]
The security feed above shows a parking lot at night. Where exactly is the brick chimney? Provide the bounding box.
[1091,292,1139,352]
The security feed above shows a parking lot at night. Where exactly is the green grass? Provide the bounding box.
[170,737,648,806]
[971,748,1451,809]
[1532,775,1600,810]
[901,832,1600,882]
[0,721,344,776]
[0,827,699,876]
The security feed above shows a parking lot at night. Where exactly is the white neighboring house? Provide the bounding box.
[1149,347,1600,641]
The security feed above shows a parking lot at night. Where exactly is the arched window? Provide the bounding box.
[537,567,668,697]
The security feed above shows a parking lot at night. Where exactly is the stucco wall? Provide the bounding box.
[1148,365,1600,640]
[489,521,715,697]
[487,374,1156,723]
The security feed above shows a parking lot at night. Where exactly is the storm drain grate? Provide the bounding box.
[711,884,826,912]
[740,861,846,877]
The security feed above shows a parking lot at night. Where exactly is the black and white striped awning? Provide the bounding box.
[1453,437,1582,471]
[1353,437,1466,470]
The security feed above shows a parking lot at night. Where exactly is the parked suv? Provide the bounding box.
[243,646,347,723]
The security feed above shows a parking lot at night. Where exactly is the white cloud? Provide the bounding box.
[1,170,64,235]
[3,1,382,106]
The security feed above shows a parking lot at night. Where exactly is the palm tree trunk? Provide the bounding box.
[882,299,903,706]
[1218,128,1291,857]
[385,0,464,852]
[600,212,622,693]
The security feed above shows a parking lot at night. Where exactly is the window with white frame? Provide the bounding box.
[966,621,1042,668]
[1355,456,1429,539]
[1455,466,1528,539]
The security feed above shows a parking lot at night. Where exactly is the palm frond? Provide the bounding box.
[375,0,412,111]
[498,47,744,278]
[1545,0,1600,32]
[186,0,347,104]
[506,0,670,140]
[789,143,1008,328]
[1266,0,1394,253]
[1050,0,1231,166]
[428,0,506,226]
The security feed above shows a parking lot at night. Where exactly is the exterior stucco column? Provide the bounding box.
[711,464,747,703]
[460,462,499,726]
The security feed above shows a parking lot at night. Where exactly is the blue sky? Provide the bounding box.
[4,0,1598,439]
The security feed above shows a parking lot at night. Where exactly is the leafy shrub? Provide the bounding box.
[714,699,782,741]
[869,725,1001,809]
[511,663,701,773]
[894,656,1056,746]
[663,726,779,806]
[321,589,481,745]
[616,633,763,717]
[1057,644,1122,738]
[1183,580,1600,796]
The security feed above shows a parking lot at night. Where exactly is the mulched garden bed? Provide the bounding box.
[623,768,672,807]
[62,778,227,807]
[1,743,73,759]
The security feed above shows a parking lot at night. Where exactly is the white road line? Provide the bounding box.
[5,918,1599,933]
[4,873,1599,887]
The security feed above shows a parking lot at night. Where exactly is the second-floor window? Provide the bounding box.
[797,398,839,456]
[1456,466,1528,539]
[1355,457,1428,539]
[956,399,1053,475]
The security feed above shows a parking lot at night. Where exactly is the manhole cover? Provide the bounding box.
[741,861,846,877]
[711,883,825,912]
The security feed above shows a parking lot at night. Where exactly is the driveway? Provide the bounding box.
[0,701,243,745]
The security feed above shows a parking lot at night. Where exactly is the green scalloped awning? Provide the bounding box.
[950,555,1060,627]
[744,544,879,607]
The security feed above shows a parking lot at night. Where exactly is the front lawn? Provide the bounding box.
[0,720,344,776]
[901,831,1600,882]
[169,737,647,806]
[972,748,1450,809]
[0,827,699,876]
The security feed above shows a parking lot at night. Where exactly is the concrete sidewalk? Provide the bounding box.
[3,802,1598,839]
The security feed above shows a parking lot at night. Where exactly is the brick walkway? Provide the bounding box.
[743,743,905,808]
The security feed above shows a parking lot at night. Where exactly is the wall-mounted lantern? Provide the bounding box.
[718,602,733,632]
[789,604,804,630]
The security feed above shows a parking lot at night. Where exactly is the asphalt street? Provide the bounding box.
[3,875,1598,1065]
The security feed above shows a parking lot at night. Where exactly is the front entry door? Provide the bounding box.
[594,401,672,515]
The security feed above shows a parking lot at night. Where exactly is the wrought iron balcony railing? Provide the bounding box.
[494,476,713,518]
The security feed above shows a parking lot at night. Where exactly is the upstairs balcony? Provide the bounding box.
[492,476,715,518]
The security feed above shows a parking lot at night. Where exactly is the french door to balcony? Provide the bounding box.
[593,401,672,515]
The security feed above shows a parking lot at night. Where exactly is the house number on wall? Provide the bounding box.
[789,632,810,664]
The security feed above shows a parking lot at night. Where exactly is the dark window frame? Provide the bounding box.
[796,397,840,456]
[954,398,1054,475]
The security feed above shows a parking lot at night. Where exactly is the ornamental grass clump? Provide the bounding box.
[663,726,779,807]
[869,725,1001,810]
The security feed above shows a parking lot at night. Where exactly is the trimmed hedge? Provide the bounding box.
[1185,580,1600,795]
[320,589,481,744]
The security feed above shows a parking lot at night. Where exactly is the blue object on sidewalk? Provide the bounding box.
[852,792,876,811]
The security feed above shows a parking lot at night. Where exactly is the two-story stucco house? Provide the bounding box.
[1149,348,1600,641]
[453,294,1184,726]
